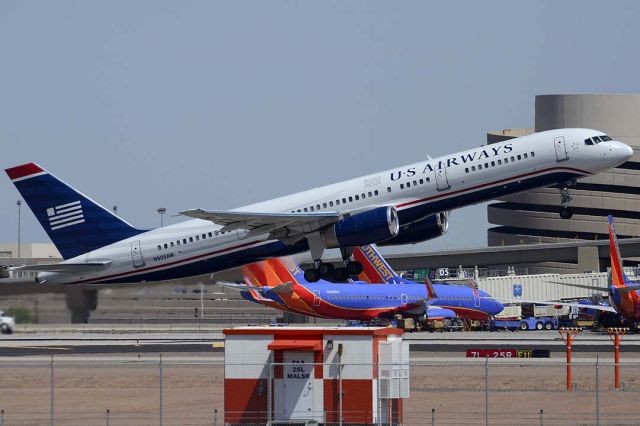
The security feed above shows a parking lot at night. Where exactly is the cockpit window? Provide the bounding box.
[584,138,594,145]
[585,135,612,145]
[601,135,612,141]
[592,136,602,143]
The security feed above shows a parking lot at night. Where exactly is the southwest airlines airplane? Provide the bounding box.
[6,128,632,284]
[235,245,503,321]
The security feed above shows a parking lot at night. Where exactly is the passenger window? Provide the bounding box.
[329,201,334,207]
[323,203,327,208]
[419,179,424,184]
[170,242,174,247]
[471,166,476,171]
[368,192,372,197]
[374,190,379,195]
[303,207,308,212]
[484,163,489,168]
[523,153,528,159]
[316,204,321,210]
[202,233,206,239]
[531,151,535,157]
[511,156,515,162]
[387,187,391,192]
[336,200,340,205]
[164,243,168,249]
[195,235,200,241]
[361,193,366,199]
[176,240,180,246]
[478,164,482,170]
[426,177,430,182]
[310,206,315,211]
[183,238,188,244]
[189,237,193,242]
[465,168,469,173]
[348,196,353,202]
[355,195,360,200]
[504,158,508,163]
[157,245,161,251]
[400,184,404,189]
[342,198,347,203]
[497,159,502,165]
[491,161,495,167]
[517,155,522,160]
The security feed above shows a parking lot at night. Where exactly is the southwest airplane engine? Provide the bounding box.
[322,206,399,248]
[378,212,448,246]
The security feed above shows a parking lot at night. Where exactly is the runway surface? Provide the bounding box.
[2,329,640,357]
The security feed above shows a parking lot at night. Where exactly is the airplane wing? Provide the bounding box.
[495,298,618,313]
[12,261,112,273]
[179,209,340,241]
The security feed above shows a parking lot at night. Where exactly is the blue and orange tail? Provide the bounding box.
[5,163,144,259]
[353,244,403,283]
[608,215,630,288]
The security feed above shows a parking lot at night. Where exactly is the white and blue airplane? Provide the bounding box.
[5,128,632,284]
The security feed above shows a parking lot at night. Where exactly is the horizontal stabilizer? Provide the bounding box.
[13,261,112,273]
[269,281,293,294]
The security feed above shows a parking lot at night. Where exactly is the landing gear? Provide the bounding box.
[346,260,363,276]
[560,206,573,219]
[304,268,321,283]
[559,183,574,219]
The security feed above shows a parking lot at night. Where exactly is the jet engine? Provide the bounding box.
[322,206,399,248]
[378,211,449,246]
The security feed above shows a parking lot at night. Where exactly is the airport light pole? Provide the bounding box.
[16,200,22,258]
[157,208,166,227]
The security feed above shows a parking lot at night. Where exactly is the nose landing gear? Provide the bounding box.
[559,182,575,219]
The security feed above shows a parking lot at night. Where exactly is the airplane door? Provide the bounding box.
[313,290,321,307]
[131,241,145,268]
[554,136,569,162]
[401,293,408,305]
[473,289,480,308]
[434,167,450,191]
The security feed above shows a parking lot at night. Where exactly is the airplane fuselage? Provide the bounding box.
[34,128,632,285]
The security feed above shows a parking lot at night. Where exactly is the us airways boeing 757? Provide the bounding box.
[6,128,632,284]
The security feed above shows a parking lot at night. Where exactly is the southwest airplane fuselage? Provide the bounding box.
[6,128,632,285]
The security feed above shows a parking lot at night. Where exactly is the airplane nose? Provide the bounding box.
[618,143,634,162]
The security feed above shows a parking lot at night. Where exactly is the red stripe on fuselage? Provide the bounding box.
[5,163,45,180]
[396,166,589,209]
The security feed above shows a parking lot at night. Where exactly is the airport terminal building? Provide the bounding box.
[486,94,640,273]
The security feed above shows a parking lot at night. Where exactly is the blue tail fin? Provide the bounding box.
[6,163,145,259]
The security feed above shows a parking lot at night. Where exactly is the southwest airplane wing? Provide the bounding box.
[12,261,112,273]
[179,209,340,239]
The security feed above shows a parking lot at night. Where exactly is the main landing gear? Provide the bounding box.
[559,182,575,219]
[303,245,364,283]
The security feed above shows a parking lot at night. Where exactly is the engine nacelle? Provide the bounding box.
[378,212,448,246]
[323,206,399,248]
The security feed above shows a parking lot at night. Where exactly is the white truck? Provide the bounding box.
[0,311,15,334]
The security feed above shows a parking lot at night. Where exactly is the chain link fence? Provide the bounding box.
[1,357,640,425]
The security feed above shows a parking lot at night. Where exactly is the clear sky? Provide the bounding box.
[1,1,639,252]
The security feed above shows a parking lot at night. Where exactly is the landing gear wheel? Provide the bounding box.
[304,268,320,283]
[560,206,573,219]
[318,262,335,277]
[346,261,363,276]
[333,267,349,282]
